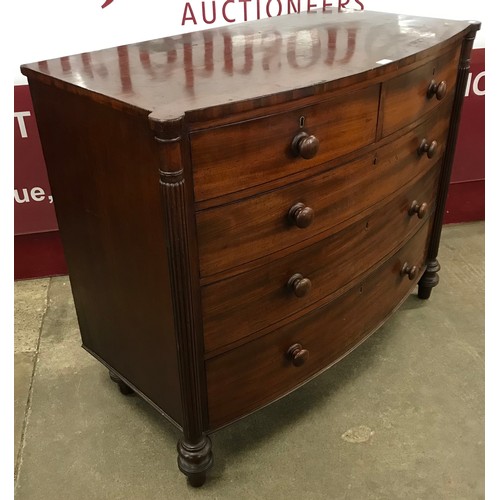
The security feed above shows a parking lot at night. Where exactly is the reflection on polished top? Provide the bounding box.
[21,10,472,121]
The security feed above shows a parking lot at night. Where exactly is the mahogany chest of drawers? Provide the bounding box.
[21,10,479,486]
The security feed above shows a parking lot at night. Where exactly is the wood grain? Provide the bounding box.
[382,45,460,136]
[22,11,479,485]
[202,165,440,353]
[20,12,472,123]
[196,103,452,279]
[206,220,432,430]
[26,80,184,425]
[190,86,379,201]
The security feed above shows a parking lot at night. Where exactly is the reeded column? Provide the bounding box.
[418,22,481,300]
[150,115,213,487]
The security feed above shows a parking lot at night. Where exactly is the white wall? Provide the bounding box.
[367,0,485,48]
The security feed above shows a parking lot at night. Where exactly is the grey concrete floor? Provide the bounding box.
[14,222,484,500]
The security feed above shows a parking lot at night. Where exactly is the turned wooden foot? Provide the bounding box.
[177,435,213,487]
[187,472,206,488]
[109,371,134,395]
[418,258,440,299]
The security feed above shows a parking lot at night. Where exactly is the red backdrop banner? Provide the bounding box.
[452,48,485,184]
[444,48,485,224]
[14,85,58,235]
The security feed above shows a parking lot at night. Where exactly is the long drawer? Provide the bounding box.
[191,85,379,201]
[202,165,439,354]
[196,105,451,278]
[205,219,432,430]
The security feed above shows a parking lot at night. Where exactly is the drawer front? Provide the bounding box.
[197,105,451,278]
[382,46,460,137]
[206,220,432,430]
[202,165,439,354]
[191,86,379,202]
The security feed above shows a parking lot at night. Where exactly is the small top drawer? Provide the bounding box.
[191,86,379,202]
[381,46,460,137]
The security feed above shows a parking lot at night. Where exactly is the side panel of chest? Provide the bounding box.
[26,80,184,426]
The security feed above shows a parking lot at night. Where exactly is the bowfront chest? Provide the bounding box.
[22,10,479,486]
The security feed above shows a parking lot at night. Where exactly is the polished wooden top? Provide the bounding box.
[21,10,476,121]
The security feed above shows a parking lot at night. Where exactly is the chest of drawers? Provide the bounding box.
[21,10,479,487]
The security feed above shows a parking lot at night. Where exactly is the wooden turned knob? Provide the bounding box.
[288,202,315,228]
[287,273,312,298]
[400,262,418,280]
[291,131,319,159]
[287,343,309,367]
[408,200,428,219]
[417,139,438,159]
[427,79,447,100]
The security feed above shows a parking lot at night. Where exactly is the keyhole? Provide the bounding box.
[299,116,305,128]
